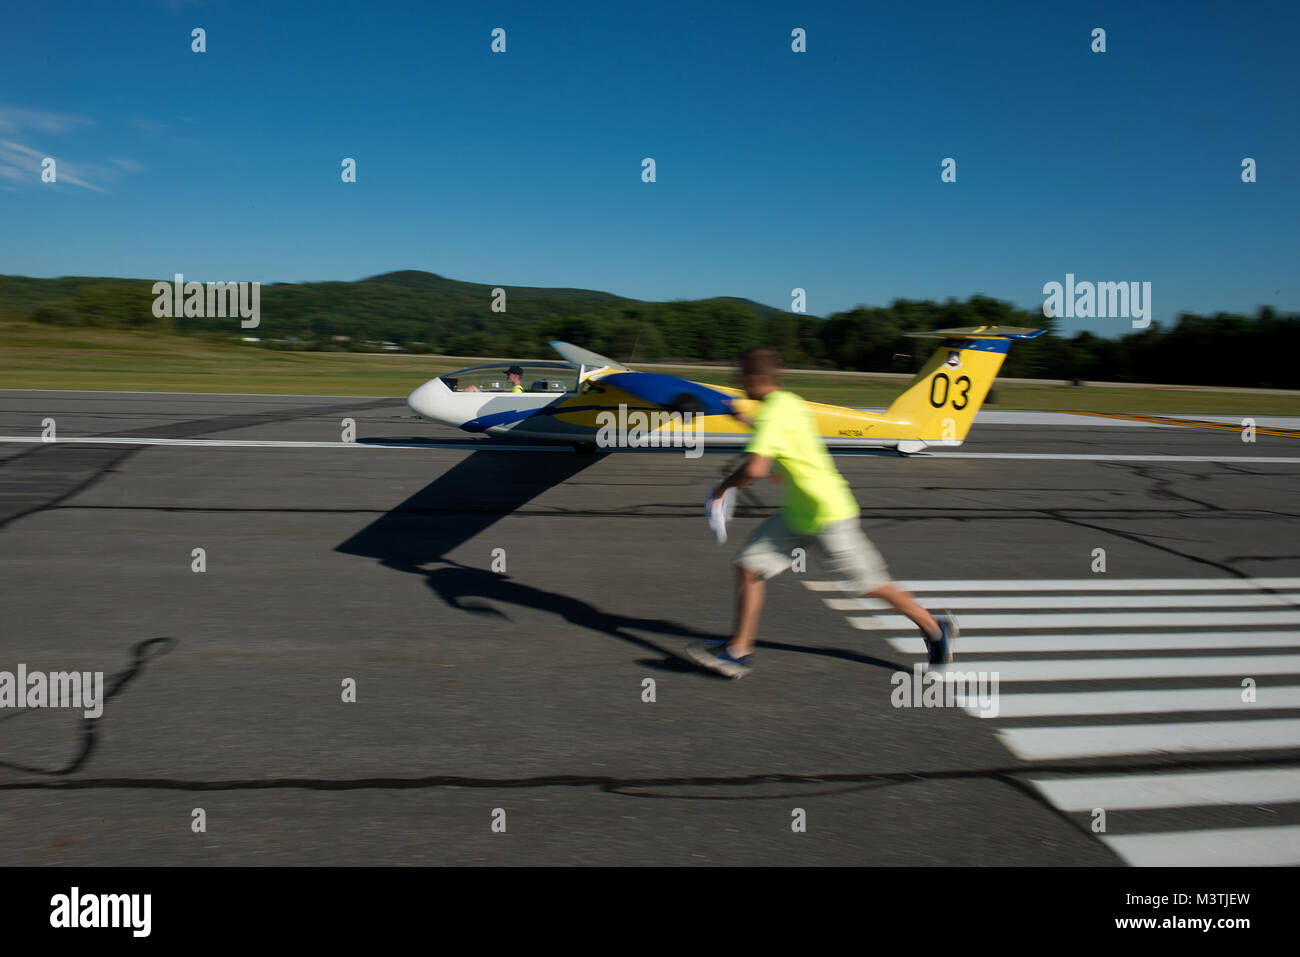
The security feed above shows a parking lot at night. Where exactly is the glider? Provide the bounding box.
[406,327,1044,453]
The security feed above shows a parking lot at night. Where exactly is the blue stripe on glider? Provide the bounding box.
[599,373,735,417]
[463,402,664,433]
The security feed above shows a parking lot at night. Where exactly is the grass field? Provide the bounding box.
[3,319,1298,415]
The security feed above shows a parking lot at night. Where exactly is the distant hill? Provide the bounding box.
[0,270,815,365]
[358,270,791,319]
[359,270,628,303]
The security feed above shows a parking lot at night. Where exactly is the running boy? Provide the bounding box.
[689,347,957,678]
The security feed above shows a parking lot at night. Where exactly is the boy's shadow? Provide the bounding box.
[335,447,905,674]
[335,449,718,670]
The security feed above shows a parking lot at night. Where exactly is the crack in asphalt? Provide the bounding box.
[1,753,1296,857]
[2,754,1296,793]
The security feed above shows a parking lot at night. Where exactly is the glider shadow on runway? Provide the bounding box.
[334,448,724,664]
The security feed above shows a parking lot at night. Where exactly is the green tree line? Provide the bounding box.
[1,272,1294,388]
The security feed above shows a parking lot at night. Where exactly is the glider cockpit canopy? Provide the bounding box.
[438,361,578,394]
[436,343,633,395]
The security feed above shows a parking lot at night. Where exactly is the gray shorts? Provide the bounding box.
[735,512,891,594]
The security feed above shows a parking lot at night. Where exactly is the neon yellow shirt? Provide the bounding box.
[510,385,524,393]
[745,390,859,534]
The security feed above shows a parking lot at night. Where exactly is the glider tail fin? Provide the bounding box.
[884,326,1044,448]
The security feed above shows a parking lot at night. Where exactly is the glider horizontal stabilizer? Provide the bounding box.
[904,325,1045,340]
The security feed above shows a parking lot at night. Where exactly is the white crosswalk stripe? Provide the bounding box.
[851,610,1300,629]
[1027,768,1300,810]
[931,655,1300,680]
[915,631,1300,653]
[954,685,1300,716]
[831,592,1300,610]
[997,718,1300,760]
[804,576,1300,866]
[1100,826,1300,867]
[805,577,1300,592]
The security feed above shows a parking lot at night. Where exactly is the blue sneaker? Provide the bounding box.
[685,641,752,678]
[924,611,958,665]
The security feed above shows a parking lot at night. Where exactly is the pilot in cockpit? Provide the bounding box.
[461,365,526,394]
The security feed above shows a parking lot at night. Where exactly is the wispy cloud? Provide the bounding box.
[0,105,144,192]
[0,139,114,192]
[130,115,170,134]
[0,104,93,136]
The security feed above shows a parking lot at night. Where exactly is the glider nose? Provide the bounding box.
[407,376,455,425]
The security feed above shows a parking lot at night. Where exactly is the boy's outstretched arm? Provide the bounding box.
[711,453,772,506]
[725,396,753,428]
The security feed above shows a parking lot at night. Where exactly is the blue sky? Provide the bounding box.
[2,0,1297,335]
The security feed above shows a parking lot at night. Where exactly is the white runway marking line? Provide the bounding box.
[0,389,399,398]
[0,435,556,452]
[806,575,1300,865]
[2,436,1299,463]
[7,398,1297,427]
[920,452,1300,463]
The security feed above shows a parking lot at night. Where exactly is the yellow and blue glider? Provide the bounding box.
[407,327,1043,452]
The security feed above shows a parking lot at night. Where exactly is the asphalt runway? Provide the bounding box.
[1,390,1298,865]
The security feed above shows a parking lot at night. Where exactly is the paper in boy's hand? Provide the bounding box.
[705,483,736,544]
